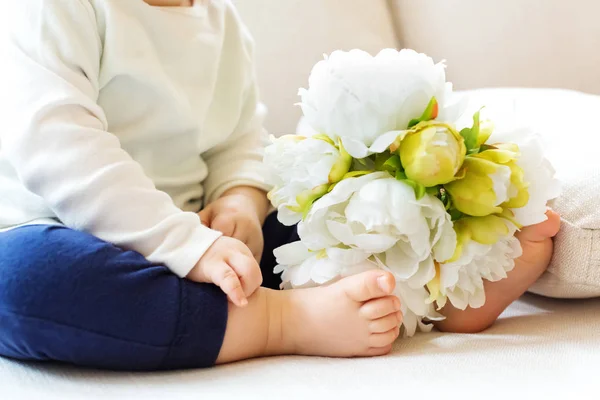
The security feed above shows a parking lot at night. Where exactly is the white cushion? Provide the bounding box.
[234,0,397,135]
[390,0,600,95]
[459,88,600,298]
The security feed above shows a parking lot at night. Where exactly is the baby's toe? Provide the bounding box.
[369,311,402,333]
[360,296,401,319]
[341,270,396,302]
[518,209,561,243]
[369,326,400,347]
[364,344,394,357]
[545,209,561,237]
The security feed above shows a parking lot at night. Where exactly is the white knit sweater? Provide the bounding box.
[0,0,271,277]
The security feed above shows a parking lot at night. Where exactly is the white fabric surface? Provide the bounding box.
[1,294,599,399]
[2,88,600,399]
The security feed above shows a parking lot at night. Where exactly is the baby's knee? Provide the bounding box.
[0,225,113,313]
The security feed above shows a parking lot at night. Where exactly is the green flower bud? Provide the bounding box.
[482,143,529,208]
[448,214,510,262]
[291,183,330,219]
[400,123,467,187]
[476,120,494,147]
[328,139,353,184]
[444,156,511,217]
[473,143,529,209]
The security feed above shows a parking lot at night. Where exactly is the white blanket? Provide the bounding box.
[2,294,599,399]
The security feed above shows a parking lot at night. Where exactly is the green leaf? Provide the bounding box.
[460,109,483,152]
[415,183,426,200]
[395,170,407,180]
[460,127,476,152]
[401,179,426,199]
[408,97,439,128]
[426,186,440,196]
[449,209,464,221]
[382,154,402,172]
[343,170,373,179]
[374,151,392,171]
[407,119,420,129]
[479,143,497,152]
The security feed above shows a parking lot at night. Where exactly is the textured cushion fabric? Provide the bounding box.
[2,294,599,399]
[458,88,600,298]
[233,0,397,135]
[390,0,600,94]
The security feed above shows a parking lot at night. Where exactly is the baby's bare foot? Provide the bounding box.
[515,209,560,270]
[437,209,561,333]
[271,270,402,357]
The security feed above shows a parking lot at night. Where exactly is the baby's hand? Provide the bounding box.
[199,194,264,261]
[186,236,263,307]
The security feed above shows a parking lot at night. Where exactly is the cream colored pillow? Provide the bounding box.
[234,0,397,135]
[460,88,600,299]
[390,0,600,95]
[530,169,600,298]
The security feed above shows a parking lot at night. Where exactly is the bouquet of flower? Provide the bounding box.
[263,49,560,336]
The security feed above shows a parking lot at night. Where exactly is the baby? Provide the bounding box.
[0,0,560,370]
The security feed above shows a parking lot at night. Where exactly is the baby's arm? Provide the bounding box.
[436,210,560,333]
[201,88,272,210]
[0,1,220,278]
[200,15,271,211]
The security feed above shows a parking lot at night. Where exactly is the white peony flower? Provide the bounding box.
[273,241,372,289]
[298,172,457,282]
[264,135,342,225]
[298,49,459,158]
[430,221,523,310]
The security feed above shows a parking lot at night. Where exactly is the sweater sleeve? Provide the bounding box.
[202,78,274,205]
[0,0,221,278]
[201,5,273,205]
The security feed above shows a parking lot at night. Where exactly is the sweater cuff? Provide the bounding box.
[204,160,273,205]
[164,224,223,278]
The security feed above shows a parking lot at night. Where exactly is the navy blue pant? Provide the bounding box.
[0,214,296,371]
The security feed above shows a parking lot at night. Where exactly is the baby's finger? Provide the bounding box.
[211,261,248,307]
[245,231,264,263]
[211,214,236,237]
[198,208,212,227]
[228,252,263,297]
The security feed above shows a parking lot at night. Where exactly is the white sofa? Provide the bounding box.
[3,1,600,399]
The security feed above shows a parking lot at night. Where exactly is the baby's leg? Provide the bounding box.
[0,225,229,370]
[436,210,561,333]
[0,224,401,370]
